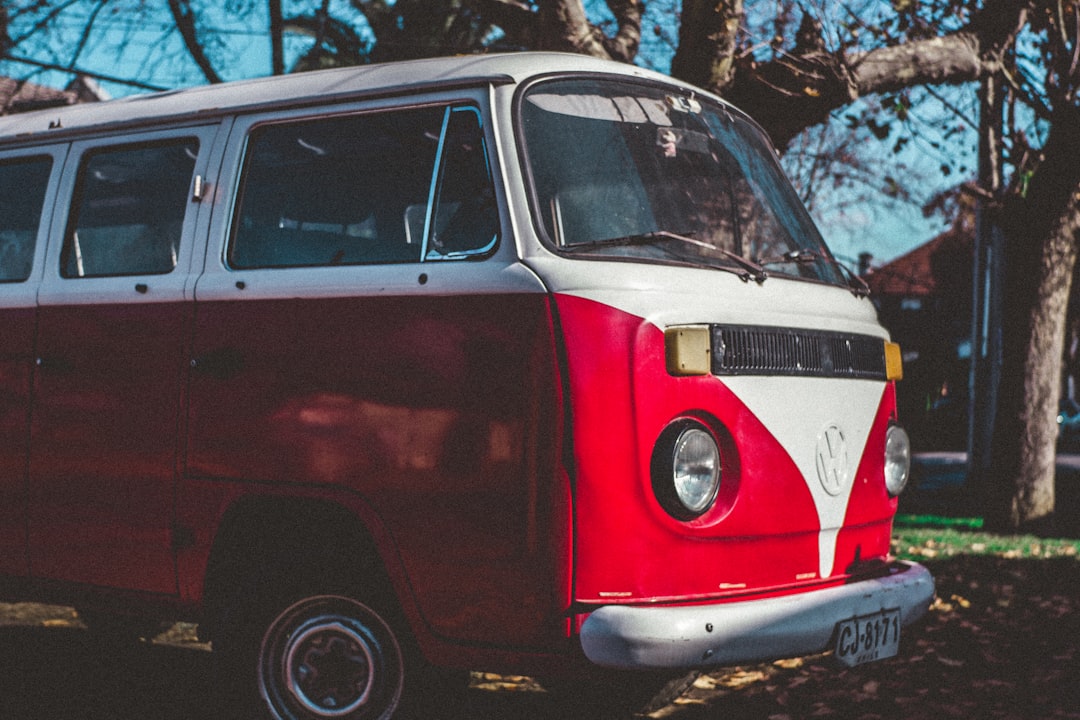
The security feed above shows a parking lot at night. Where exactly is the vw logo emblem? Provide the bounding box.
[815,423,850,496]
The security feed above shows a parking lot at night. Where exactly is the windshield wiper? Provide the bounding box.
[757,249,870,297]
[838,261,871,297]
[563,230,768,283]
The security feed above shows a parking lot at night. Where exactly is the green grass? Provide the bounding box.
[896,514,985,530]
[892,513,1080,560]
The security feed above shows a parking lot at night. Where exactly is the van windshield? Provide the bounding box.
[519,78,846,286]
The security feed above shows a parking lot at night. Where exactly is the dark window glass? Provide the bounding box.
[0,157,52,282]
[520,79,844,285]
[230,104,497,269]
[62,140,197,278]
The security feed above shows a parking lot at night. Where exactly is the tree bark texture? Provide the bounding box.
[535,0,642,60]
[988,111,1080,531]
[670,0,742,91]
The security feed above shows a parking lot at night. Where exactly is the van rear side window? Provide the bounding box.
[0,156,52,282]
[61,139,198,278]
[229,104,497,269]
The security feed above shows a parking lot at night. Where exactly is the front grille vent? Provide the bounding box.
[711,325,886,380]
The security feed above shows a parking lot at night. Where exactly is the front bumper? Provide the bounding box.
[579,561,934,669]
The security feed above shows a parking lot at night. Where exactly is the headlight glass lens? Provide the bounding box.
[884,424,911,496]
[653,422,722,520]
[673,428,721,513]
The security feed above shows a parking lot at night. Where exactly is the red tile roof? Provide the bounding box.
[864,227,971,297]
[0,76,77,114]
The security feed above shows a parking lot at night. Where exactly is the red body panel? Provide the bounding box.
[183,292,570,648]
[27,302,187,594]
[0,307,33,577]
[555,294,896,604]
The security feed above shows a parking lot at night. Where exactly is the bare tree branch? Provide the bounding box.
[471,0,536,47]
[602,0,643,62]
[269,0,284,75]
[4,53,166,91]
[167,0,223,84]
[475,0,640,61]
[537,0,610,56]
[724,0,1031,148]
[8,0,85,49]
[66,0,108,73]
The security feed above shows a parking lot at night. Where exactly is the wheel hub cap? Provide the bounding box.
[285,620,375,716]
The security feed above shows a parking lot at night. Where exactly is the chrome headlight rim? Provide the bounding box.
[651,419,722,521]
[884,423,911,497]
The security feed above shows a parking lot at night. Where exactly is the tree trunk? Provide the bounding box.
[986,111,1080,532]
[670,0,742,92]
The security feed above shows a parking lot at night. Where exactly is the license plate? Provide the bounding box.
[834,608,902,667]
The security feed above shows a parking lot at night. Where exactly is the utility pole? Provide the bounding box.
[967,73,1004,497]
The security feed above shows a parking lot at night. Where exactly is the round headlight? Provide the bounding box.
[653,421,721,520]
[884,424,911,497]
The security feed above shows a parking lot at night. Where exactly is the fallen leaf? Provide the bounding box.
[718,670,769,689]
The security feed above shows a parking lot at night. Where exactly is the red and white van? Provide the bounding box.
[0,52,933,718]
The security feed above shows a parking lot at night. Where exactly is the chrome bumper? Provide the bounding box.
[579,561,934,669]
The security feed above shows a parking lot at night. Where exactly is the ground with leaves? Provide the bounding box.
[1,533,1079,719]
[658,552,1080,719]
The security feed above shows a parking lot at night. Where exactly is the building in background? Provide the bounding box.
[864,227,973,451]
[0,75,106,114]
[866,219,1080,454]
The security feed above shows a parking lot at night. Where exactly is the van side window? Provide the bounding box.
[0,156,52,282]
[229,104,498,269]
[61,139,198,278]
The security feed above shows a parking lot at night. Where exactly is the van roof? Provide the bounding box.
[0,52,682,145]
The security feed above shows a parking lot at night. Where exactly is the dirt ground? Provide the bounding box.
[1,553,1078,719]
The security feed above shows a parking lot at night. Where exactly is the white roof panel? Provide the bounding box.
[0,52,680,145]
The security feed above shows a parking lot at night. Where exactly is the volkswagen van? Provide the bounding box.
[0,52,933,718]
